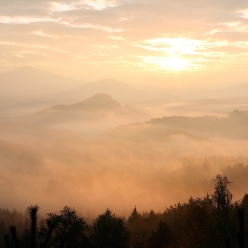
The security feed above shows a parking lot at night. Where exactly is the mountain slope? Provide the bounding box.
[210,82,248,98]
[58,79,157,104]
[0,66,82,95]
[0,68,158,118]
[17,94,146,126]
[146,110,248,139]
[0,66,85,117]
[68,93,124,112]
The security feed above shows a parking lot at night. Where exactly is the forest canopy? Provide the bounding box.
[0,174,247,248]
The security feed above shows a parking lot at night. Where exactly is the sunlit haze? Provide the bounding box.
[0,0,248,88]
[1,0,248,224]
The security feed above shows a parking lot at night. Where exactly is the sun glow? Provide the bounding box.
[142,55,191,72]
[165,56,190,71]
[137,37,202,72]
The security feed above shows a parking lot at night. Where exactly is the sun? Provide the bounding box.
[165,56,191,71]
[143,55,191,72]
[139,37,201,72]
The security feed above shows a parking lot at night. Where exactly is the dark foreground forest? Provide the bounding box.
[0,174,247,248]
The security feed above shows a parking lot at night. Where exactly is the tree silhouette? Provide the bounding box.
[1,173,247,248]
[212,174,233,248]
[182,196,215,247]
[39,206,89,248]
[91,208,129,248]
[212,174,232,212]
[237,207,245,248]
[29,205,39,248]
[150,220,173,248]
[127,206,142,231]
[3,234,10,248]
[9,225,20,248]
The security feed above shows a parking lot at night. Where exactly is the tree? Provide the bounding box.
[9,225,20,248]
[237,207,245,248]
[39,206,89,248]
[29,205,39,248]
[182,196,216,247]
[127,206,142,231]
[150,221,173,248]
[211,174,233,248]
[212,174,232,212]
[91,209,129,248]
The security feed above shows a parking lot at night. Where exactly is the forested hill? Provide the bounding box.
[13,93,145,126]
[0,174,247,248]
[147,110,248,139]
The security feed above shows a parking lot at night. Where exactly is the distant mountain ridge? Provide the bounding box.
[209,82,248,98]
[68,93,124,112]
[1,66,247,120]
[0,67,159,118]
[146,110,248,139]
[0,66,82,94]
[59,78,158,105]
[44,93,125,113]
[16,93,147,126]
[0,66,86,117]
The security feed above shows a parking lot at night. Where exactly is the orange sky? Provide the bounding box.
[0,0,248,88]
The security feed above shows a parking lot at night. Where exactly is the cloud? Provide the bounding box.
[133,35,248,72]
[206,21,248,35]
[32,30,58,38]
[237,8,248,19]
[1,114,248,215]
[109,35,125,40]
[0,0,248,83]
[50,0,124,12]
[0,16,57,24]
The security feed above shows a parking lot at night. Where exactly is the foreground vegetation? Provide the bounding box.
[0,174,247,248]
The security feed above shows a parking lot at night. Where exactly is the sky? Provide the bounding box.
[0,0,248,88]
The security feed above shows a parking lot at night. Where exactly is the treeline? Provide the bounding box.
[0,174,248,248]
[147,110,248,139]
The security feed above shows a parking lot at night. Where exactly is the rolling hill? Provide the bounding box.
[0,67,158,118]
[16,94,146,126]
[209,82,248,98]
[0,66,82,95]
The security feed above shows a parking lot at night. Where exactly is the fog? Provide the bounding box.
[1,71,248,217]
[1,0,248,228]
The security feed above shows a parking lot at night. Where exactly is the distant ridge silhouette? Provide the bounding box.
[69,93,124,111]
[18,93,141,125]
[0,66,82,94]
[210,82,248,98]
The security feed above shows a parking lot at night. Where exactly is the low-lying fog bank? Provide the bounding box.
[0,109,248,217]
